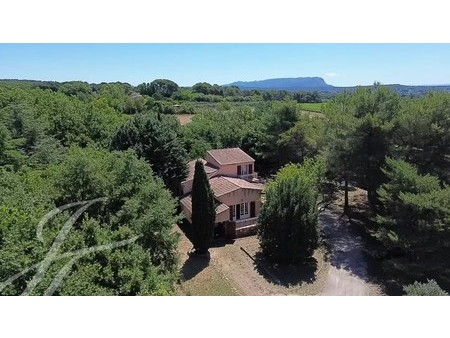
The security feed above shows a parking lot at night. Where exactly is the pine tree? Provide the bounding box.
[191,160,215,254]
[375,157,449,255]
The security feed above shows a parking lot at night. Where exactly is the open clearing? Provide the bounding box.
[299,102,325,112]
[175,188,383,296]
[176,114,194,125]
[175,226,329,296]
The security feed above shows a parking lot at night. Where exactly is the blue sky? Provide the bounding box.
[0,44,449,87]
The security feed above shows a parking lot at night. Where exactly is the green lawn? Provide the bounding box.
[299,102,326,113]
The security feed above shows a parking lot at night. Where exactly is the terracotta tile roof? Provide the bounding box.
[209,176,263,197]
[207,147,254,165]
[222,177,264,190]
[183,159,218,182]
[180,195,192,213]
[180,195,229,216]
[209,176,240,197]
[215,203,230,215]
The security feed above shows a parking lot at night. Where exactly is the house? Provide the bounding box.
[180,147,264,239]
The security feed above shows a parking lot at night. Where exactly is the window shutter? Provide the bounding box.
[249,164,253,174]
[237,165,241,175]
[250,201,256,217]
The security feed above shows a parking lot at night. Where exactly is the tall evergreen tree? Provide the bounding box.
[191,160,215,254]
[375,158,450,256]
[375,158,450,290]
[392,92,450,184]
[323,105,358,214]
[324,87,399,212]
[351,114,392,208]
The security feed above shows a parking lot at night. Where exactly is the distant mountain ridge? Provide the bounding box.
[226,77,333,91]
[225,77,450,94]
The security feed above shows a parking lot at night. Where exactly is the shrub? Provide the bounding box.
[403,279,448,296]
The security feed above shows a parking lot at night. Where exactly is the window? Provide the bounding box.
[232,205,236,218]
[238,164,254,176]
[241,165,248,175]
[240,203,249,215]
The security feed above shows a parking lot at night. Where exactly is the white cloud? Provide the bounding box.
[325,72,338,77]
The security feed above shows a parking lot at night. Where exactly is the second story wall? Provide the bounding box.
[216,187,261,207]
[217,162,255,178]
[205,153,220,168]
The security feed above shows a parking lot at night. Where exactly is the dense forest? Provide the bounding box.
[0,78,449,295]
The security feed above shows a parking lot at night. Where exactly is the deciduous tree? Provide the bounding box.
[110,113,187,194]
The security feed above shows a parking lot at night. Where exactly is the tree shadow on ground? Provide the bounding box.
[252,251,318,287]
[319,208,382,282]
[352,209,450,295]
[211,237,235,248]
[322,205,421,295]
[181,254,211,281]
[177,219,233,249]
[345,207,433,295]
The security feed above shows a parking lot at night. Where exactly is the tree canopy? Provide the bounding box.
[0,81,185,295]
[110,113,188,194]
[0,147,180,295]
[257,159,324,263]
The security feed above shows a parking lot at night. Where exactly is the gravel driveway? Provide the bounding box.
[319,208,381,296]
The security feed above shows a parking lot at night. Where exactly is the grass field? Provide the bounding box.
[299,102,326,113]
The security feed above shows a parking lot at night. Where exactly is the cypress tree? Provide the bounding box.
[191,159,215,254]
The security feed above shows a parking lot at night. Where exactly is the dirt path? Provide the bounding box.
[319,208,381,296]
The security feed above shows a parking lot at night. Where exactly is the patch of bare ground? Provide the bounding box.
[173,226,238,296]
[300,110,325,118]
[176,114,194,126]
[319,188,383,296]
[234,237,329,296]
[174,225,329,296]
[174,187,384,296]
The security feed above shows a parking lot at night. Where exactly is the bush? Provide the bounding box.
[257,161,322,264]
[403,279,448,296]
